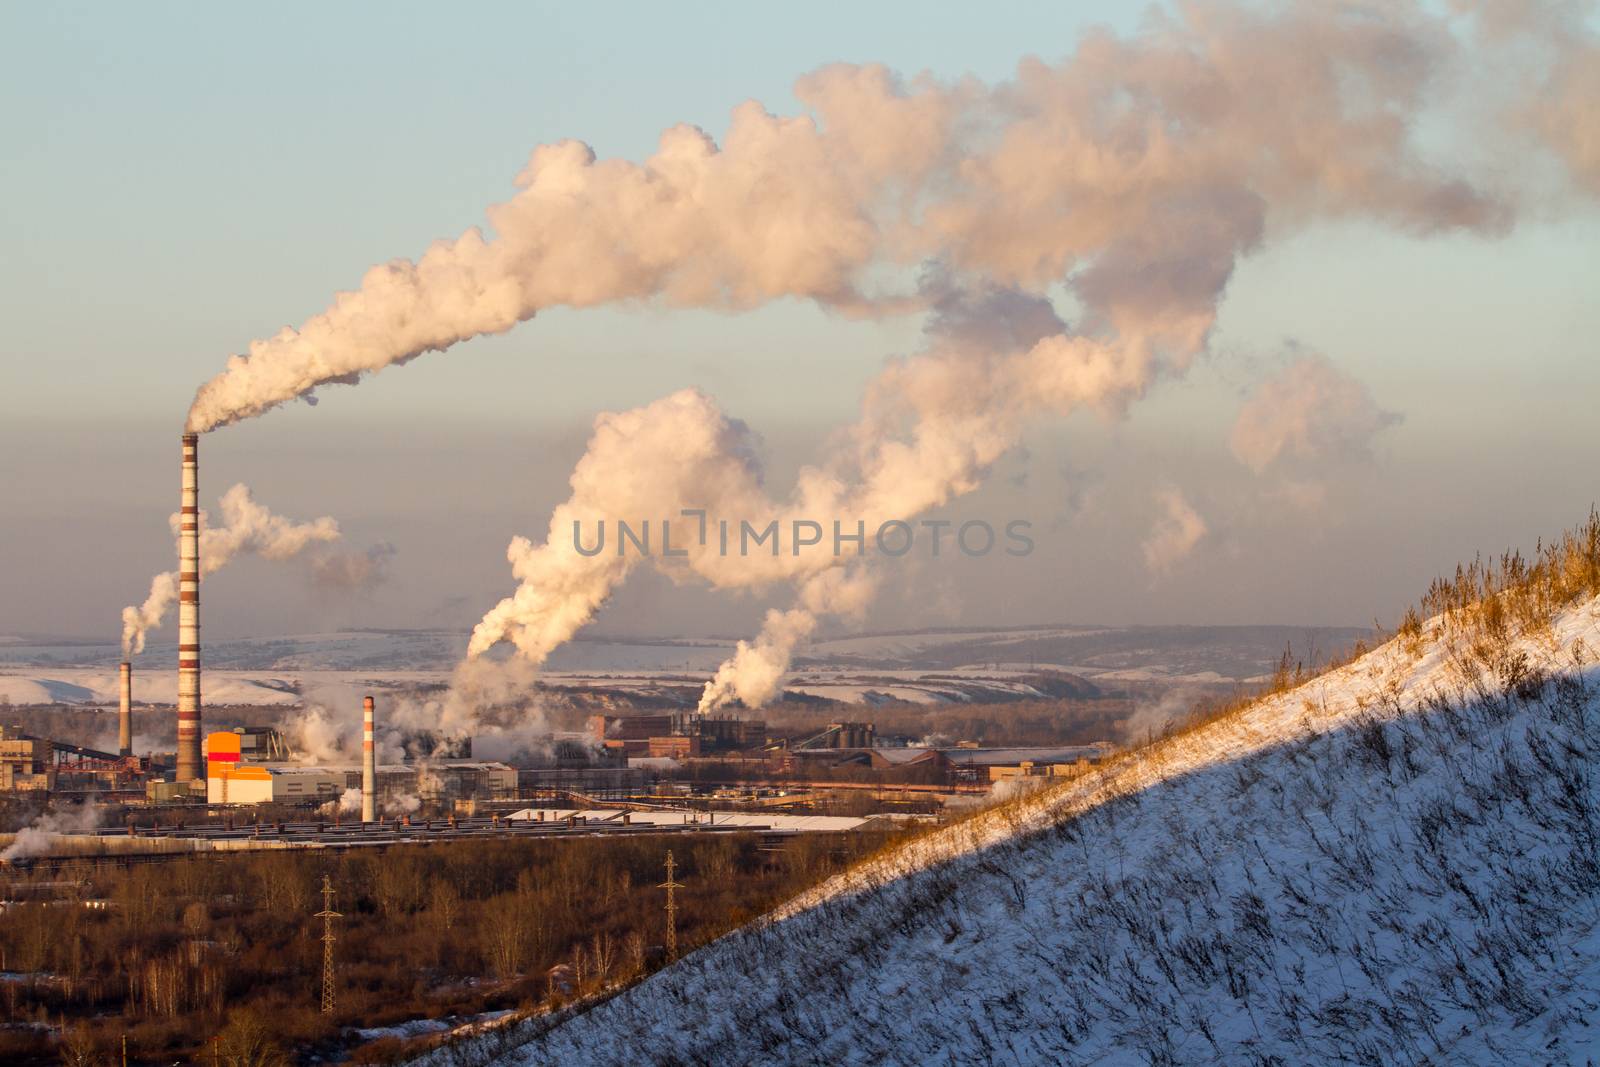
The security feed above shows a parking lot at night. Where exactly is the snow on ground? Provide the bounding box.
[803,627,1108,663]
[0,624,1362,687]
[472,595,1600,1066]
[0,624,1362,712]
[354,1009,515,1043]
[0,668,304,707]
[0,663,1089,709]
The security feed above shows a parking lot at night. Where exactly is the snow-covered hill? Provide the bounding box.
[473,593,1600,1065]
[0,623,1364,679]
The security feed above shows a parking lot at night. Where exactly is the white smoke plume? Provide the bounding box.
[699,609,820,714]
[990,775,1051,804]
[311,541,398,589]
[466,389,770,663]
[1,803,100,863]
[119,485,381,657]
[280,660,555,774]
[1121,686,1204,745]
[1142,488,1209,575]
[281,700,356,765]
[1230,353,1400,474]
[182,2,1600,435]
[384,793,422,817]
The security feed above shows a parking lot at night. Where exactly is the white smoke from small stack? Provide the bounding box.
[180,2,1600,436]
[1,803,100,863]
[120,485,381,657]
[384,793,422,817]
[280,660,555,775]
[698,608,819,714]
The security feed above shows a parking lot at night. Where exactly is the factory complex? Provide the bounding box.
[204,727,517,808]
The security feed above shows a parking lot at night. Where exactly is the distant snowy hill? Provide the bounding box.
[0,624,1366,708]
[476,593,1600,1065]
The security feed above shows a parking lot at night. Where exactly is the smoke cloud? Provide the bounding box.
[1,803,100,863]
[311,541,398,589]
[1121,686,1204,745]
[1142,488,1209,575]
[699,609,820,714]
[182,1,1600,435]
[119,484,373,656]
[281,659,557,776]
[1230,353,1400,474]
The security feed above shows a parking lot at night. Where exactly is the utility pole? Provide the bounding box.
[658,851,685,961]
[315,875,341,1015]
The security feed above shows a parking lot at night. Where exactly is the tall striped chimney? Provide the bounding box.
[362,695,377,823]
[118,661,133,757]
[175,432,202,783]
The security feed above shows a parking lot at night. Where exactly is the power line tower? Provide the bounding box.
[658,850,685,961]
[315,875,341,1015]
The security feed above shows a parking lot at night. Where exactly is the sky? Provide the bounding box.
[2,1,1597,646]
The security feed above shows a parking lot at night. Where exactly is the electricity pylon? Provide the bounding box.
[658,850,685,961]
[315,875,341,1014]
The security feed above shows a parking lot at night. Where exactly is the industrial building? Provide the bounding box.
[942,745,1115,782]
[204,729,516,808]
[588,713,767,759]
[784,746,954,784]
[204,761,520,807]
[0,726,149,796]
[796,721,878,749]
[0,727,54,791]
[517,766,649,799]
[403,760,517,803]
[206,763,343,806]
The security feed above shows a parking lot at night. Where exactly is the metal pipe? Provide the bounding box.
[175,432,202,783]
[118,660,133,757]
[362,695,377,823]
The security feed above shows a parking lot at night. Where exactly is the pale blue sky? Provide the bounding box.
[2,2,1596,643]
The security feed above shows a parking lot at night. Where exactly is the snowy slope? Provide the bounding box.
[478,595,1600,1066]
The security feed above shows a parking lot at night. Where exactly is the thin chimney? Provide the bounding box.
[362,695,377,823]
[175,432,202,783]
[118,661,133,757]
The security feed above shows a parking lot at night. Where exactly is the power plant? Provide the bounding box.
[175,432,202,784]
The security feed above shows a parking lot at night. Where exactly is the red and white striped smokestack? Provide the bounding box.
[118,661,133,757]
[175,432,202,783]
[362,695,377,823]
